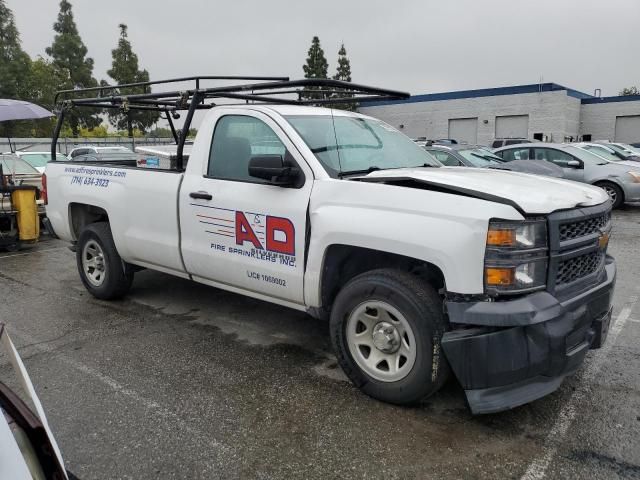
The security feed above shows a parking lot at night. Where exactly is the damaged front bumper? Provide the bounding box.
[442,256,616,415]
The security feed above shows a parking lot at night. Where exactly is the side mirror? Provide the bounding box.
[567,160,581,168]
[248,153,300,187]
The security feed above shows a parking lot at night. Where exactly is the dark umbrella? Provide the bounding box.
[0,99,54,153]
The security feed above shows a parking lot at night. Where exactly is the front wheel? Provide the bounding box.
[595,181,624,209]
[76,222,133,300]
[330,269,450,405]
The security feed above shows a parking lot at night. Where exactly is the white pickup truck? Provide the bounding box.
[44,79,616,414]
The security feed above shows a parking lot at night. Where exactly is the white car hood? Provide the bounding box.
[358,167,609,214]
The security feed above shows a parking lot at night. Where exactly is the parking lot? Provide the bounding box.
[0,206,639,480]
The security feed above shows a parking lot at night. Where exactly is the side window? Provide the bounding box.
[208,115,287,182]
[533,148,575,166]
[429,150,461,166]
[501,148,530,161]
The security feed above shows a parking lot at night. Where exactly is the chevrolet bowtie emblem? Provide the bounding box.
[598,231,610,250]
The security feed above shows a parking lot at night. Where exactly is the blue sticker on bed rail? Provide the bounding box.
[145,157,160,167]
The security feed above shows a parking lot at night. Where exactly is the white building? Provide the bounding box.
[358,83,640,146]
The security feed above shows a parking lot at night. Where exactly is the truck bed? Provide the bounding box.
[45,161,187,276]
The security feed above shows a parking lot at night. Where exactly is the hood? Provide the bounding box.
[612,159,640,169]
[356,167,609,214]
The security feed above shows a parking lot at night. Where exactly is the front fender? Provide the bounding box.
[303,180,523,307]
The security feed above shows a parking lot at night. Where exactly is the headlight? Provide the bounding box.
[627,171,640,183]
[485,219,548,295]
[486,220,547,249]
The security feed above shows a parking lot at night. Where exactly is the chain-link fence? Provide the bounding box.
[1,137,175,156]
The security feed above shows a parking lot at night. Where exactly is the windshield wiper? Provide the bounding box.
[470,152,501,162]
[338,166,383,177]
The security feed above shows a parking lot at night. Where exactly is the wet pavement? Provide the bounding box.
[1,205,639,479]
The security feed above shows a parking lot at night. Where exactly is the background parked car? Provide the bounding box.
[574,142,640,164]
[0,154,45,215]
[65,146,137,166]
[424,144,504,167]
[424,143,564,177]
[493,143,640,208]
[0,324,74,480]
[14,151,54,173]
[594,141,640,160]
[490,138,530,148]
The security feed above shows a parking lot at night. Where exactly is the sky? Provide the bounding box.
[6,0,640,101]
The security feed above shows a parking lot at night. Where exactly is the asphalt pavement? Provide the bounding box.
[1,206,639,479]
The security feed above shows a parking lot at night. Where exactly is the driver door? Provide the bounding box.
[180,110,313,305]
[533,148,584,181]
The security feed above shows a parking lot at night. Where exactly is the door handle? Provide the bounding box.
[189,191,213,201]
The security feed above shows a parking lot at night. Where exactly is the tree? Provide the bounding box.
[0,0,31,100]
[105,24,158,137]
[302,36,329,101]
[333,44,352,83]
[46,0,100,136]
[19,57,70,136]
[0,0,33,137]
[620,86,639,96]
[332,43,354,111]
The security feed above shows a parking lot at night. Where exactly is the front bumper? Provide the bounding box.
[442,256,616,414]
[621,181,640,202]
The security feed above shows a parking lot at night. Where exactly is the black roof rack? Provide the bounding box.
[51,75,410,170]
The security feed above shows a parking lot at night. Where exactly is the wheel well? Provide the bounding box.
[320,245,445,312]
[594,180,623,192]
[69,203,109,240]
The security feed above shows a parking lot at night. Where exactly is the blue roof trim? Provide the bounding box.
[362,83,593,107]
[581,95,640,104]
[566,88,594,100]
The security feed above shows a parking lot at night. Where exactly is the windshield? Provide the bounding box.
[608,143,640,156]
[564,146,610,165]
[581,145,620,162]
[18,153,53,168]
[0,155,39,175]
[458,148,503,167]
[285,115,441,176]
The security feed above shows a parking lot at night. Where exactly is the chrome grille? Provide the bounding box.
[559,212,610,242]
[556,251,604,285]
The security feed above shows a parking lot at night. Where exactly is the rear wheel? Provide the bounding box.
[595,181,624,209]
[330,269,450,405]
[76,222,133,299]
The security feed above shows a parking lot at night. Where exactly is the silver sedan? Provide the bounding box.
[493,143,640,208]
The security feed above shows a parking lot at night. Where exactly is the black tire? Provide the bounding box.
[595,181,624,209]
[76,222,133,300]
[330,269,450,405]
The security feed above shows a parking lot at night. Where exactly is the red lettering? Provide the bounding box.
[266,216,295,255]
[235,211,263,249]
